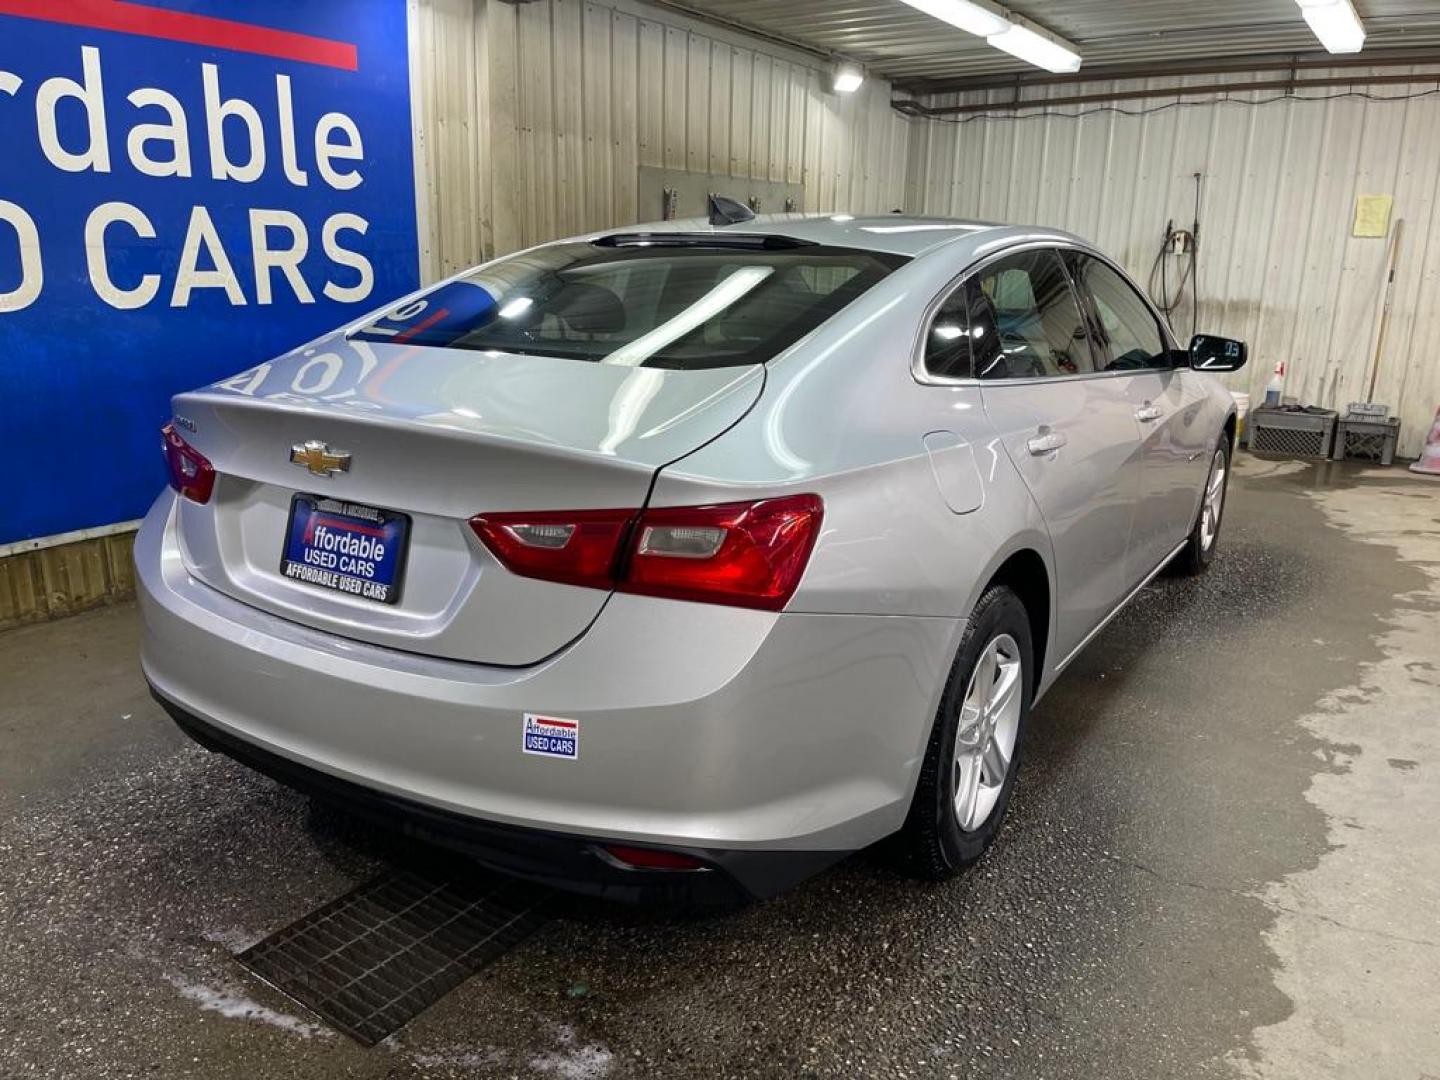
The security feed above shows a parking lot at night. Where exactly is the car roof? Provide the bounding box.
[588,212,1091,260]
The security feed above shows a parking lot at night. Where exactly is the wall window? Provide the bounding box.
[967,248,1093,379]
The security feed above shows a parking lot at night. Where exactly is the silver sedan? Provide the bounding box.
[137,213,1245,905]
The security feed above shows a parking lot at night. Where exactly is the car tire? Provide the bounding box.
[896,584,1033,880]
[1172,438,1230,576]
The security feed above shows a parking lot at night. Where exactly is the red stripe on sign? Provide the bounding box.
[391,307,451,344]
[312,515,385,538]
[0,0,358,71]
[533,717,577,729]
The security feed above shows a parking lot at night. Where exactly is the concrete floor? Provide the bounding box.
[1,454,1437,1079]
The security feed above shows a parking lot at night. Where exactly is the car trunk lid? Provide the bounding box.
[170,335,763,665]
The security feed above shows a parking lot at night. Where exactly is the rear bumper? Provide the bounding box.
[155,690,823,905]
[137,491,960,900]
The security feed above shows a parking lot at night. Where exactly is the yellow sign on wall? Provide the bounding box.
[1353,194,1393,237]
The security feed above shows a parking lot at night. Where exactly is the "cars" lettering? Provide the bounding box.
[0,46,373,314]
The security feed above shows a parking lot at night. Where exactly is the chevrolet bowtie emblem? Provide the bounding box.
[289,441,351,477]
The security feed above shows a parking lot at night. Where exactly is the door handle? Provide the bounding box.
[1134,405,1163,422]
[1027,430,1067,455]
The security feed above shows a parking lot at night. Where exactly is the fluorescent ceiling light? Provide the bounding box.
[897,0,1083,75]
[833,60,864,94]
[895,0,1009,38]
[1296,0,1365,54]
[498,297,533,319]
[987,22,1083,73]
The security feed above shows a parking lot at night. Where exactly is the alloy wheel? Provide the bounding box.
[1200,447,1227,552]
[953,632,1023,833]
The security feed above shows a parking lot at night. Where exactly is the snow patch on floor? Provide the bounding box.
[528,1043,615,1080]
[408,1045,508,1069]
[162,972,330,1040]
[526,1022,614,1079]
[199,925,264,952]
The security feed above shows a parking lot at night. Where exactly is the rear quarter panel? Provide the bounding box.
[652,248,1064,791]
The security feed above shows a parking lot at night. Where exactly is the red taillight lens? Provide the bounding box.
[470,495,823,611]
[160,423,216,504]
[600,845,706,871]
[469,509,636,590]
[622,495,823,611]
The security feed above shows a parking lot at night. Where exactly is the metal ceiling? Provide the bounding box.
[657,0,1440,91]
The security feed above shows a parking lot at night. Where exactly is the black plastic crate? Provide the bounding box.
[1332,416,1401,465]
[1250,406,1337,460]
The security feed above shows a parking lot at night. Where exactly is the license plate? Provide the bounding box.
[280,495,410,605]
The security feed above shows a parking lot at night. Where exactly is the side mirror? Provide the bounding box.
[1188,334,1247,372]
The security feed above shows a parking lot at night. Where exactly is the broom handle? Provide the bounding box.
[1367,218,1404,404]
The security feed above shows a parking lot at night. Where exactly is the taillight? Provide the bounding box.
[160,423,215,504]
[468,494,823,611]
[468,509,635,590]
[623,495,823,610]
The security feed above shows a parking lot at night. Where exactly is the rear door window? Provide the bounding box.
[967,248,1094,379]
[351,239,907,370]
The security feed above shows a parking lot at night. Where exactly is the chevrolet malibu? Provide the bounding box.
[138,213,1246,905]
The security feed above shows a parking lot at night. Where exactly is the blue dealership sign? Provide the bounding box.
[0,0,419,543]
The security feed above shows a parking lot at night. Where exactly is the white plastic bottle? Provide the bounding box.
[1264,361,1286,407]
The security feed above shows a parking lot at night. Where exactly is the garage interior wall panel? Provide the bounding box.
[411,0,910,279]
[904,70,1440,457]
[0,534,137,629]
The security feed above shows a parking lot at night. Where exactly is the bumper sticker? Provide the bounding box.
[522,713,578,760]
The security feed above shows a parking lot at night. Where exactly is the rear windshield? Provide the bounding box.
[350,239,907,369]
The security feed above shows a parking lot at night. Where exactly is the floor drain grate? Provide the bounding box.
[238,866,551,1045]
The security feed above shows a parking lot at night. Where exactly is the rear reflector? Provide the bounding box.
[469,494,823,611]
[160,423,216,504]
[600,845,707,871]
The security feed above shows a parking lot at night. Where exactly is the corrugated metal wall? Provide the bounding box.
[412,0,911,280]
[904,71,1440,457]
